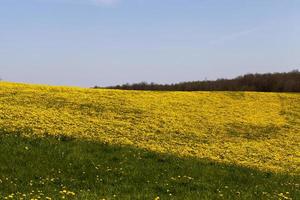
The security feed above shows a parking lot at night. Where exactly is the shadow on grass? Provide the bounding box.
[0,133,299,199]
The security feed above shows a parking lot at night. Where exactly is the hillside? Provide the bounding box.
[0,82,299,199]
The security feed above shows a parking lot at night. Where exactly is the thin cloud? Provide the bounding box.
[91,0,119,6]
[210,27,259,45]
[34,0,120,6]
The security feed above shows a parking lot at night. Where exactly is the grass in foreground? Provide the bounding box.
[0,133,299,200]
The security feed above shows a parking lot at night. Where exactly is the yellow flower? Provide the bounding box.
[0,81,299,174]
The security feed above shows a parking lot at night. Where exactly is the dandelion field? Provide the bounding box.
[0,82,299,199]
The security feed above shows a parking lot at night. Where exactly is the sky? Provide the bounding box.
[0,0,299,87]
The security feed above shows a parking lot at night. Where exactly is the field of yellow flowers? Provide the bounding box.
[0,81,299,199]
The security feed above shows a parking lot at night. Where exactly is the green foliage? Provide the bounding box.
[105,70,300,92]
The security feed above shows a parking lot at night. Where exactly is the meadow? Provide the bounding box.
[0,82,299,199]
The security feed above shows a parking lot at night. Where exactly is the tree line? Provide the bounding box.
[95,70,300,92]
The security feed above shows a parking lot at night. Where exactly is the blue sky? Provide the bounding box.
[0,0,299,86]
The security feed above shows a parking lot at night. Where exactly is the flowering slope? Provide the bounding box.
[0,82,299,174]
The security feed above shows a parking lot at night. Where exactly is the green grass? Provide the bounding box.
[0,131,299,200]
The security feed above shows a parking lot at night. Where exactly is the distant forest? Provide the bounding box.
[96,70,300,92]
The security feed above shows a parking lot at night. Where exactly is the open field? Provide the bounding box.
[0,82,299,199]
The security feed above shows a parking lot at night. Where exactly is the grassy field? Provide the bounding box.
[0,82,299,199]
